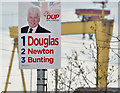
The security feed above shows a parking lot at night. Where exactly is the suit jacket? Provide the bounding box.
[21,25,51,33]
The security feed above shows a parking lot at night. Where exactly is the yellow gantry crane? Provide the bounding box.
[62,0,113,90]
[5,0,113,92]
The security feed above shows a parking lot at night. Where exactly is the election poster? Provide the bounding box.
[18,2,61,69]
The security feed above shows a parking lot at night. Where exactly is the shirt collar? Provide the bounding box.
[28,25,38,33]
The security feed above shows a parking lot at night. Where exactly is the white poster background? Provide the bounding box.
[18,2,61,69]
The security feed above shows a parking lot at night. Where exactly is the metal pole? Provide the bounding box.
[30,69,32,92]
[37,69,45,92]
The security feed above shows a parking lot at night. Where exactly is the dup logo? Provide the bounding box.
[44,11,60,21]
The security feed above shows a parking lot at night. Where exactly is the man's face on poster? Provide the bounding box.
[27,12,40,28]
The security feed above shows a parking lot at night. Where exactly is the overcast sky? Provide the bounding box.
[0,0,119,36]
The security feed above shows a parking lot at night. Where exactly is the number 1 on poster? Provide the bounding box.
[21,36,25,46]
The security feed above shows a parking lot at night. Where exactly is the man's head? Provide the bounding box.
[27,6,40,28]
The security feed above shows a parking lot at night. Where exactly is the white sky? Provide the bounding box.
[0,0,119,36]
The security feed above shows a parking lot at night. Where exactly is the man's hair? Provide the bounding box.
[28,6,40,18]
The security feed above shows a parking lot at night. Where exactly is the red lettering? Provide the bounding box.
[37,49,42,54]
[51,15,54,19]
[47,14,59,20]
[51,38,54,45]
[28,57,32,63]
[28,36,33,46]
[55,38,59,45]
[44,38,48,48]
[28,57,54,64]
[28,48,33,54]
[28,35,59,47]
[34,38,39,46]
[54,14,59,19]
[47,15,51,19]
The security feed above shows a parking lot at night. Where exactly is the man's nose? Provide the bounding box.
[31,18,35,21]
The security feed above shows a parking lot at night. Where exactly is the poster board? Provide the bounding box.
[18,2,61,69]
